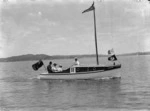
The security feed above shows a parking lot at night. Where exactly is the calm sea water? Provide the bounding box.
[0,56,150,111]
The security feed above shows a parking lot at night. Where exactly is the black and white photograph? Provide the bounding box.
[0,0,150,111]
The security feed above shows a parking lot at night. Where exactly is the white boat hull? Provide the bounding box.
[38,67,121,80]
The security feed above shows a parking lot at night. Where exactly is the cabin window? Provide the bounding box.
[76,68,79,72]
[70,67,76,73]
[93,67,96,71]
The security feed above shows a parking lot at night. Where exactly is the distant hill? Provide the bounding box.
[0,54,52,62]
[118,52,150,56]
[0,52,150,62]
[0,54,105,62]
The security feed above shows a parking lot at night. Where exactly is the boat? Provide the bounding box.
[39,64,121,80]
[37,2,121,80]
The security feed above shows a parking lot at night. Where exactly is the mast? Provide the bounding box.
[82,2,99,65]
[93,4,99,65]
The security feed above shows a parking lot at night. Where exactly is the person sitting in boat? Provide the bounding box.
[57,65,63,72]
[47,61,53,73]
[52,63,58,72]
[72,57,80,67]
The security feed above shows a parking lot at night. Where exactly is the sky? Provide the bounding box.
[0,0,150,58]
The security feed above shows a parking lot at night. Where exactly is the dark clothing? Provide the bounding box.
[47,65,53,73]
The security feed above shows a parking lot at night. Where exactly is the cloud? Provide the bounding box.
[54,37,66,41]
[28,12,42,18]
[143,37,150,51]
[38,11,42,16]
[123,0,150,17]
[0,36,5,48]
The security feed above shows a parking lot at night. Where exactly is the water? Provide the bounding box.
[0,56,150,111]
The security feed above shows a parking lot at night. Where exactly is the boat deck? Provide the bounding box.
[41,64,121,75]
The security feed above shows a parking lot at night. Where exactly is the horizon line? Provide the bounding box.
[1,51,150,59]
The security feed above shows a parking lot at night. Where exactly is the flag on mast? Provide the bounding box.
[108,48,114,55]
[108,55,117,61]
[82,2,95,13]
[108,49,117,61]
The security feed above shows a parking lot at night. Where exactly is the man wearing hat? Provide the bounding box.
[73,57,80,66]
[52,63,58,72]
[47,61,53,73]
